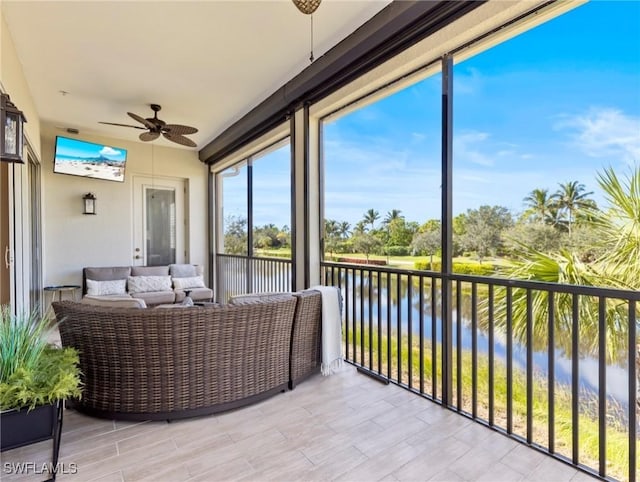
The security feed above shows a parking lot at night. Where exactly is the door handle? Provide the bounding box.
[4,246,10,268]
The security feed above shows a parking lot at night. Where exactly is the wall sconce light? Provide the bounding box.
[1,93,27,164]
[82,193,97,215]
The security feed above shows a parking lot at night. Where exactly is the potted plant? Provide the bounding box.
[0,304,81,452]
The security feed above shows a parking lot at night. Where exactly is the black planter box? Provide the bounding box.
[0,403,57,452]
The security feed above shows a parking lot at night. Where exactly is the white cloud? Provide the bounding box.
[555,108,640,163]
[453,130,494,166]
[99,146,121,158]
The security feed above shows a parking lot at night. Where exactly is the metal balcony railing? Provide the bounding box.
[321,261,638,482]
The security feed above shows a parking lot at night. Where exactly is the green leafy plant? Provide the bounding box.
[0,305,81,411]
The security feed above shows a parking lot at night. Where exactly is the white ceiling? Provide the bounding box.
[1,0,390,150]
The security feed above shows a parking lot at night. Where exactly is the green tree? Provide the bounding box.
[411,230,441,266]
[522,188,554,224]
[223,215,247,255]
[383,209,403,226]
[352,232,383,261]
[460,205,513,262]
[502,222,561,255]
[324,219,340,259]
[501,167,640,364]
[552,181,594,235]
[362,209,380,232]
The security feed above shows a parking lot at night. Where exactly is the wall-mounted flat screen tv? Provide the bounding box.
[53,136,127,182]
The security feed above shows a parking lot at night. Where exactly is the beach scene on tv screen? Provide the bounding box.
[54,137,127,182]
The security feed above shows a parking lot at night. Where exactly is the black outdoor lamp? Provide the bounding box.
[0,93,27,164]
[83,193,97,215]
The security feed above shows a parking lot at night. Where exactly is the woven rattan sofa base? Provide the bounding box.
[53,297,299,421]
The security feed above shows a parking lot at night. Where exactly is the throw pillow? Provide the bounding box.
[172,275,205,290]
[169,263,197,278]
[127,275,172,294]
[86,279,127,296]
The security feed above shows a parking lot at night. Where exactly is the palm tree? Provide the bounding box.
[497,167,639,365]
[383,209,403,226]
[362,209,380,232]
[338,221,351,240]
[552,181,594,235]
[523,188,553,223]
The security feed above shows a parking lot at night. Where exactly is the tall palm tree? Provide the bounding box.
[338,221,351,240]
[497,167,639,364]
[552,181,594,235]
[523,188,553,223]
[383,209,403,226]
[362,209,380,232]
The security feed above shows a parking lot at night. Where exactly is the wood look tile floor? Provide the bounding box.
[1,366,595,482]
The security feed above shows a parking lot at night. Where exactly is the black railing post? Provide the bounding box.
[629,300,637,482]
[441,54,454,406]
[246,159,253,294]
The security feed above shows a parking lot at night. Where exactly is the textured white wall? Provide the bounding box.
[41,126,208,287]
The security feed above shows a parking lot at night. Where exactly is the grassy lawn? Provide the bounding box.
[254,248,517,270]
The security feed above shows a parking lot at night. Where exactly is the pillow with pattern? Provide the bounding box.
[86,279,127,296]
[127,275,172,294]
[172,275,206,290]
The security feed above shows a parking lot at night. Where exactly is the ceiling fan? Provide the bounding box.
[99,104,198,147]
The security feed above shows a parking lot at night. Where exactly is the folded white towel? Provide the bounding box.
[310,285,343,375]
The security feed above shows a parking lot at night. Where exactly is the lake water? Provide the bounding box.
[334,273,631,409]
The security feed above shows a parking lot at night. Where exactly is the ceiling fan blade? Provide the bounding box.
[98,121,146,130]
[128,112,156,129]
[163,124,198,135]
[163,132,196,148]
[140,131,160,142]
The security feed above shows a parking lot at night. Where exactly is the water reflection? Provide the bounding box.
[328,269,630,408]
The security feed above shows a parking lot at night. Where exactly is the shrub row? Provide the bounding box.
[338,257,387,266]
[414,261,495,275]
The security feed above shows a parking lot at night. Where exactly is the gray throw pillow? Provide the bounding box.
[170,263,197,278]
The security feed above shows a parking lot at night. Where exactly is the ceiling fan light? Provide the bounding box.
[292,0,321,15]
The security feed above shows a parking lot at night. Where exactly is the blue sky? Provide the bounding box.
[225,1,640,230]
[56,136,127,162]
[324,0,640,228]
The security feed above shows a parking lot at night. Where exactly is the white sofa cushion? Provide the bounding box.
[86,278,127,296]
[172,275,205,290]
[127,275,172,294]
[82,295,147,309]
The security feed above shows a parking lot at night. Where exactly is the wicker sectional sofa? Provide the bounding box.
[52,290,322,421]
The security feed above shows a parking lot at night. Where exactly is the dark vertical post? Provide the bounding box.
[344,268,350,361]
[290,114,297,289]
[526,289,533,444]
[456,280,462,409]
[572,294,579,465]
[548,292,556,453]
[378,270,382,375]
[628,300,636,482]
[397,273,402,383]
[387,272,392,379]
[408,273,413,389]
[506,286,513,434]
[207,169,215,300]
[598,296,606,478]
[431,277,437,399]
[419,275,425,394]
[488,284,494,426]
[441,54,454,406]
[472,282,478,418]
[303,105,311,289]
[247,159,253,294]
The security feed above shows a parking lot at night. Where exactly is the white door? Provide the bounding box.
[133,176,186,266]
